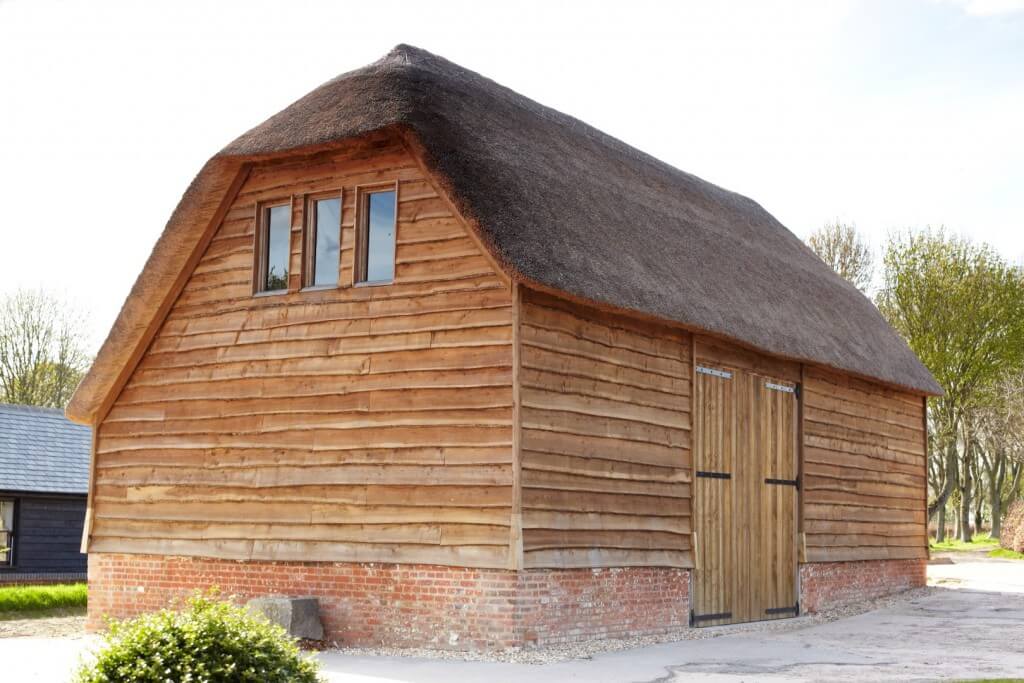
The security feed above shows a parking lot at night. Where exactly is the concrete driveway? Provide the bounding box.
[5,556,1023,682]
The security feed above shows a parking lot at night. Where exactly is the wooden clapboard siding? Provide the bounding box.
[517,289,693,568]
[90,132,515,568]
[801,366,928,562]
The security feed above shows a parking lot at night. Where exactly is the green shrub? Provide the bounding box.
[75,592,322,683]
[1001,500,1024,553]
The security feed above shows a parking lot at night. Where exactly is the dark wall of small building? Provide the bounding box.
[8,494,87,574]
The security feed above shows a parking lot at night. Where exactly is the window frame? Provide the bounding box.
[253,199,293,296]
[353,182,399,287]
[0,497,16,569]
[302,190,344,291]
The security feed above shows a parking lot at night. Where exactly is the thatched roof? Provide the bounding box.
[67,45,939,423]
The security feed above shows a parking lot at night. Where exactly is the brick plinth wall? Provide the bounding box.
[799,559,927,612]
[518,566,690,646]
[87,554,689,650]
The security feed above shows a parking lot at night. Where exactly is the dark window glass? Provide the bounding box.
[310,198,341,287]
[263,205,290,292]
[361,190,396,283]
[0,499,13,566]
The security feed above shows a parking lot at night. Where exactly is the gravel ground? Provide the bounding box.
[325,586,938,665]
[0,609,86,638]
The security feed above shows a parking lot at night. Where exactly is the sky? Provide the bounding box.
[1,0,1022,351]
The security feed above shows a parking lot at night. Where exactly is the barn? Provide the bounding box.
[0,403,90,584]
[67,45,940,649]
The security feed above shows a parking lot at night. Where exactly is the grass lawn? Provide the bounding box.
[930,534,1000,552]
[989,547,1024,560]
[0,583,87,618]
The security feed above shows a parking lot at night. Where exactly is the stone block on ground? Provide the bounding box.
[247,596,324,640]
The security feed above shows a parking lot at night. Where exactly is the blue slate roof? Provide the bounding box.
[0,403,90,495]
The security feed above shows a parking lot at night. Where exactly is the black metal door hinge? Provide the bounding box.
[692,610,733,624]
[765,603,799,616]
[765,477,799,488]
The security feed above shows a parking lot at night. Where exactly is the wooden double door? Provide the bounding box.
[691,364,799,626]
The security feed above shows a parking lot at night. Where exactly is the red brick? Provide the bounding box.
[799,559,926,612]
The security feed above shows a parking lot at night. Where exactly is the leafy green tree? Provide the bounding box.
[877,229,1024,541]
[0,289,90,408]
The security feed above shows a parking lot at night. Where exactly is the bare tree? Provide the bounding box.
[976,373,1024,537]
[0,289,90,408]
[807,221,874,292]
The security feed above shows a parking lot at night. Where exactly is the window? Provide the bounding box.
[255,202,291,294]
[0,499,13,567]
[355,188,397,284]
[304,195,342,288]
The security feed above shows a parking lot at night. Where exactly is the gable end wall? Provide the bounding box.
[88,132,515,568]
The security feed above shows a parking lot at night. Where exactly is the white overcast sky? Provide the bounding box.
[1,0,1022,350]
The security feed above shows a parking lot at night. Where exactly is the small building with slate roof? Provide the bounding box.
[0,403,90,583]
[68,46,939,648]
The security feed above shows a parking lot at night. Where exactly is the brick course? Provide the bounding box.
[89,553,924,648]
[87,553,689,650]
[799,558,927,612]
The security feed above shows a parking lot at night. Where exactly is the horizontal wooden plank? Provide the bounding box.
[522,468,689,498]
[803,460,924,488]
[522,510,691,533]
[96,445,512,470]
[89,536,510,567]
[522,450,689,483]
[106,386,512,423]
[521,407,689,449]
[803,445,922,477]
[522,301,687,360]
[100,407,513,438]
[118,367,512,405]
[93,519,508,546]
[94,500,512,525]
[522,488,690,516]
[140,325,512,371]
[522,345,689,396]
[521,288,689,345]
[523,547,692,568]
[522,427,688,470]
[522,324,689,379]
[803,503,925,525]
[524,529,690,552]
[805,367,924,411]
[520,367,687,411]
[801,519,924,536]
[98,424,512,454]
[804,405,923,444]
[97,462,512,488]
[161,288,511,338]
[803,474,922,501]
[126,345,513,388]
[804,545,927,562]
[803,420,925,458]
[521,386,689,430]
[803,387,923,431]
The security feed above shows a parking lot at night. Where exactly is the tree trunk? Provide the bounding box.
[959,438,973,542]
[936,503,947,543]
[986,447,1004,539]
[929,442,958,521]
[992,494,1002,539]
[973,462,985,536]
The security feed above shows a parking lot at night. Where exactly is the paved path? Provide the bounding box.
[4,556,1023,682]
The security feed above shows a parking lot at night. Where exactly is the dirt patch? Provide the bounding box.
[0,608,87,638]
